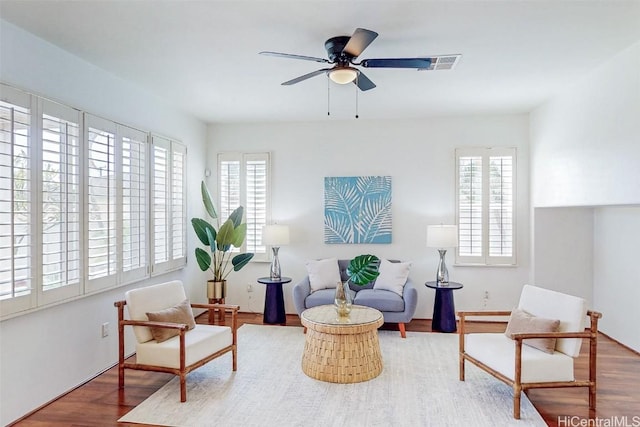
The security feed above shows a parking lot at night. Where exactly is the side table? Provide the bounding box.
[257,277,292,325]
[425,281,464,333]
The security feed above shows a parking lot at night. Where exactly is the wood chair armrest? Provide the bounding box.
[457,310,512,317]
[120,319,189,331]
[512,330,590,341]
[191,303,240,313]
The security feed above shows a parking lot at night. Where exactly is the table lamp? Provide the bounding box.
[426,225,458,286]
[262,224,290,280]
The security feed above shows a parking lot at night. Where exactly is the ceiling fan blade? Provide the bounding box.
[342,28,378,58]
[281,68,331,86]
[260,51,330,64]
[354,71,376,91]
[360,58,432,69]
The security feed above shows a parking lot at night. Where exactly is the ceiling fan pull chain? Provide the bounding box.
[327,76,331,116]
[355,74,359,119]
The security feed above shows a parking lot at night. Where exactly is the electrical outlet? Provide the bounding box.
[484,291,489,300]
[101,322,109,338]
[247,284,253,293]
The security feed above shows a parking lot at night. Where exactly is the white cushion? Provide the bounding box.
[305,258,341,293]
[373,259,411,296]
[125,280,187,343]
[465,333,575,383]
[136,324,232,369]
[519,285,587,357]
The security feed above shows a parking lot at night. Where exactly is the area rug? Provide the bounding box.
[119,324,546,426]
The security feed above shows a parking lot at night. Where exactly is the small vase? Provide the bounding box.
[334,281,353,318]
[207,280,226,299]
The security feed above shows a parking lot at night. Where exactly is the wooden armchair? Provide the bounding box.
[114,280,239,402]
[458,284,602,419]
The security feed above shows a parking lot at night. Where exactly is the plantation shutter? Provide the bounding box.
[245,155,268,255]
[456,147,516,265]
[85,114,117,290]
[151,135,186,275]
[488,154,514,261]
[217,152,270,261]
[0,87,34,315]
[121,125,148,283]
[39,100,82,303]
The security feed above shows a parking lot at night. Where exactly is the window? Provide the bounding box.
[0,83,186,318]
[40,100,82,304]
[151,135,186,275]
[217,152,270,262]
[456,147,516,265]
[0,87,33,315]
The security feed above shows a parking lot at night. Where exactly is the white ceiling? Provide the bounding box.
[1,0,639,124]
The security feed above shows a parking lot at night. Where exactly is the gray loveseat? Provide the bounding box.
[292,259,418,337]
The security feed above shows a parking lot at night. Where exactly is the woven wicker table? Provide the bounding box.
[300,304,384,384]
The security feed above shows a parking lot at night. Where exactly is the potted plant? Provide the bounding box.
[191,181,254,299]
[334,254,381,317]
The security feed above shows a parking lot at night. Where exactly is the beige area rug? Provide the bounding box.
[119,324,546,427]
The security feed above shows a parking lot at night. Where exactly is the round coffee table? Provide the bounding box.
[300,304,384,384]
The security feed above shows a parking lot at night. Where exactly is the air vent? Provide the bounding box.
[420,54,462,71]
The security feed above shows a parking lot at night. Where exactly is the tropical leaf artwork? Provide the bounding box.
[324,176,392,244]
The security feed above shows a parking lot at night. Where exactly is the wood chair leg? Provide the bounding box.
[180,374,187,402]
[398,323,406,338]
[232,344,237,371]
[459,355,465,381]
[513,384,521,419]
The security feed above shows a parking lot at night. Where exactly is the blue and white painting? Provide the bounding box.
[324,176,392,244]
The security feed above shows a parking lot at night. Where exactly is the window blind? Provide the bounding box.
[121,126,148,282]
[456,147,516,265]
[86,115,117,286]
[40,101,81,297]
[0,93,32,304]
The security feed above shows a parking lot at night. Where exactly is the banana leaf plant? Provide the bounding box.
[191,181,254,281]
[346,254,380,286]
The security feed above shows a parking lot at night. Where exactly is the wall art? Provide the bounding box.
[324,176,392,244]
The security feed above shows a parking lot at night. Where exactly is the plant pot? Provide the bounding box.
[207,280,226,299]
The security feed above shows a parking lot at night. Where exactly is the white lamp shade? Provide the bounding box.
[426,225,458,248]
[329,67,358,84]
[262,225,290,246]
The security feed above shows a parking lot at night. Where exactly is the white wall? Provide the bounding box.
[593,206,640,352]
[530,41,640,351]
[533,207,594,302]
[0,20,208,425]
[207,115,531,320]
[530,41,640,208]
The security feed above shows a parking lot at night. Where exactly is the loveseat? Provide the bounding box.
[292,259,418,337]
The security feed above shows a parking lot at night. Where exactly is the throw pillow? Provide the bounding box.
[373,259,411,296]
[504,308,561,354]
[305,258,341,293]
[146,299,196,343]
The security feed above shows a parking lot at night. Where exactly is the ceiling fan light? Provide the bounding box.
[329,67,358,84]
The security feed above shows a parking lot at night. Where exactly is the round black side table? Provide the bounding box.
[257,277,292,325]
[425,281,464,333]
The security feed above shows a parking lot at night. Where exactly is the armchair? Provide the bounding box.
[114,280,239,402]
[458,284,602,419]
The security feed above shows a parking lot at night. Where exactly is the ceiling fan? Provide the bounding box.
[260,28,461,91]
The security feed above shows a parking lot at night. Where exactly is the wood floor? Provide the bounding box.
[11,312,640,427]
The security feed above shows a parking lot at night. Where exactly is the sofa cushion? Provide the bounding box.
[504,308,560,354]
[305,258,341,293]
[354,289,405,312]
[373,259,411,296]
[136,324,232,369]
[465,333,574,383]
[146,299,196,343]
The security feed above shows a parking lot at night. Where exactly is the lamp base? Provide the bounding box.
[269,247,281,281]
[436,249,449,287]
